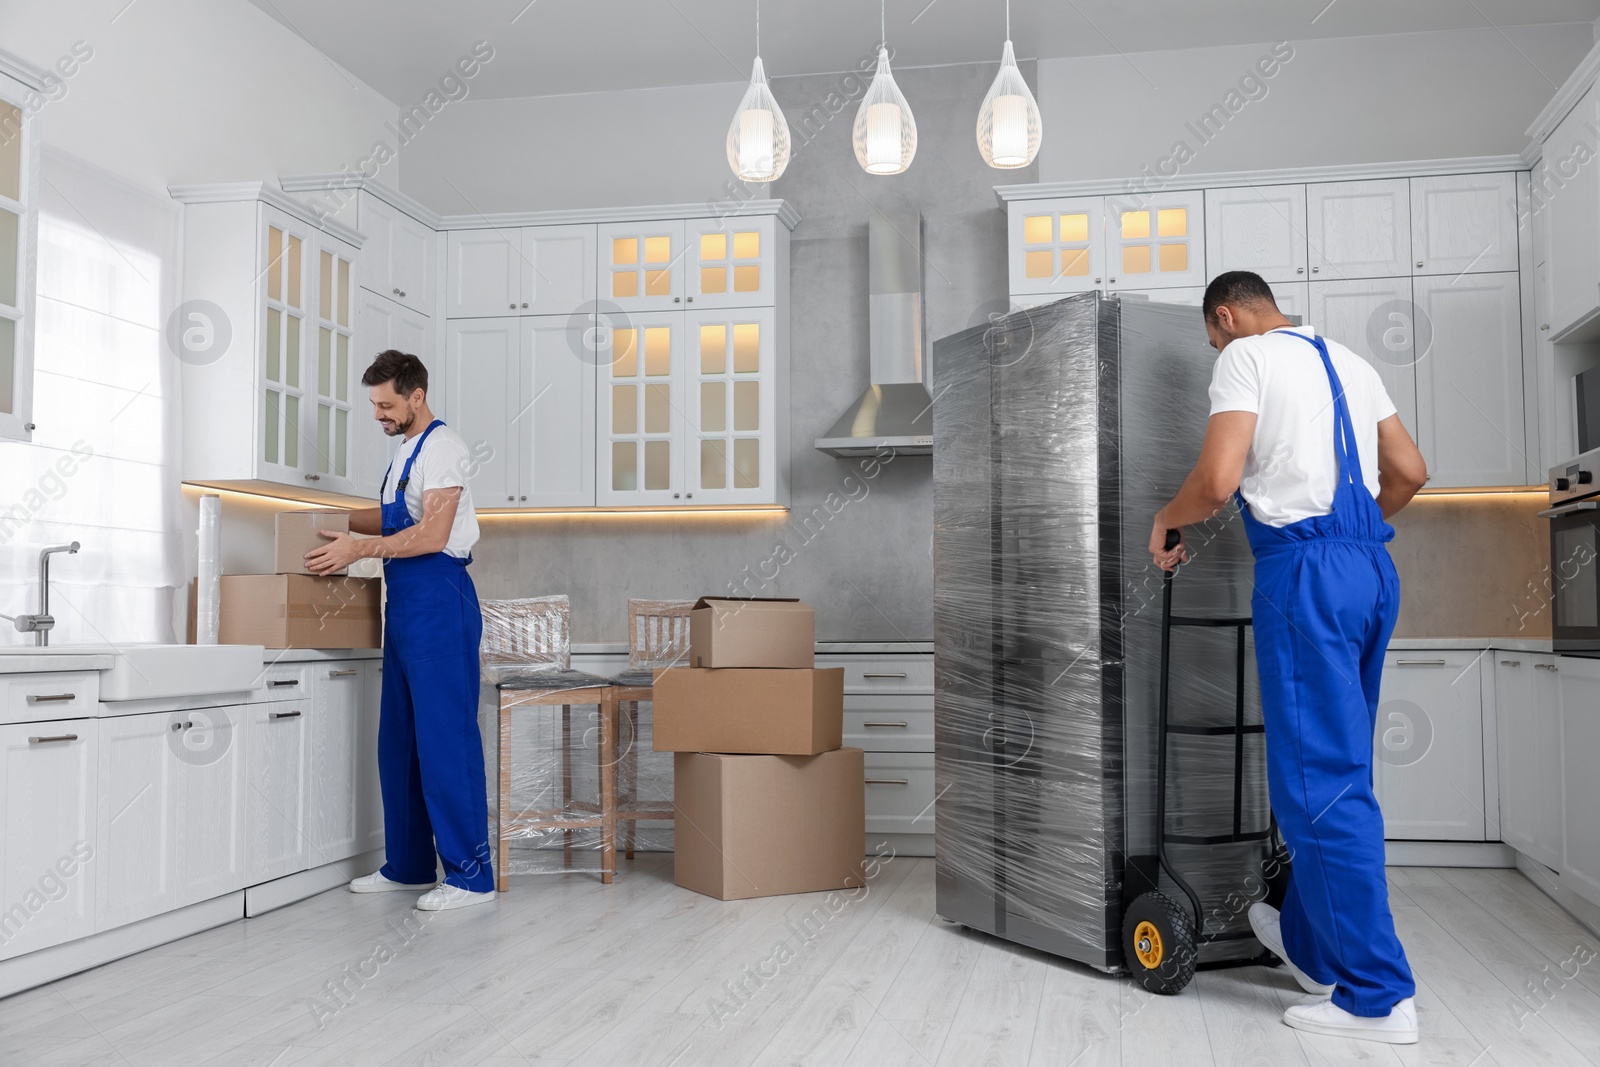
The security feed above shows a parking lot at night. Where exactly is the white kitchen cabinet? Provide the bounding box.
[1105,191,1207,292]
[522,225,597,316]
[1373,652,1486,841]
[359,191,435,316]
[1559,654,1600,905]
[94,714,176,930]
[1309,277,1419,440]
[449,225,597,319]
[1542,84,1600,337]
[0,721,96,960]
[1410,173,1519,277]
[353,288,433,498]
[446,229,521,318]
[598,312,685,505]
[359,662,385,855]
[685,306,780,505]
[446,317,520,506]
[1307,179,1412,280]
[1204,184,1308,283]
[309,665,363,865]
[600,221,687,313]
[1008,196,1106,297]
[244,699,309,884]
[1496,654,1563,871]
[173,703,247,908]
[1412,273,1526,487]
[0,84,38,443]
[1270,281,1310,323]
[685,216,781,309]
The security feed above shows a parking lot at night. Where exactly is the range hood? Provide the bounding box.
[814,211,935,458]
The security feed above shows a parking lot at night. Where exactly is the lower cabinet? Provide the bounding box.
[245,698,310,885]
[1373,651,1486,840]
[0,721,97,961]
[309,665,364,865]
[359,661,385,855]
[1558,655,1600,905]
[174,703,248,908]
[1496,654,1563,871]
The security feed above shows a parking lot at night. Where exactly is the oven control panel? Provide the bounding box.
[1549,447,1600,506]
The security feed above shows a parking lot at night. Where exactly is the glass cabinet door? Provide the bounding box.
[686,307,775,504]
[598,312,683,505]
[1007,197,1105,297]
[261,210,311,477]
[312,239,356,489]
[598,221,685,313]
[1106,190,1207,291]
[685,217,774,309]
[0,97,33,441]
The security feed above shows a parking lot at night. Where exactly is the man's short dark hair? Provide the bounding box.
[1203,271,1278,323]
[362,350,428,396]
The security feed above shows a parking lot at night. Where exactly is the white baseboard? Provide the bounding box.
[1384,840,1517,867]
[1514,853,1600,939]
[245,849,385,917]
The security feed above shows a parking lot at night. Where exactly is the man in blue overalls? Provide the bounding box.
[306,350,494,912]
[1150,272,1429,1043]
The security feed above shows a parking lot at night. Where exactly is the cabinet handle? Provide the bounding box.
[1394,658,1447,666]
[863,672,909,679]
[520,495,527,501]
[1109,277,1117,284]
[508,495,514,502]
[686,296,694,303]
[673,493,680,499]
[1296,267,1304,273]
[269,679,300,688]
[865,778,910,786]
[269,710,302,720]
[329,669,359,677]
[1416,261,1424,268]
[1536,663,1559,673]
[26,693,76,703]
[304,473,320,481]
[509,303,516,309]
[393,288,401,295]
[862,721,909,728]
[521,302,529,308]
[28,734,78,744]
[1541,324,1551,331]
[1500,659,1522,667]
[673,297,681,303]
[1312,267,1320,273]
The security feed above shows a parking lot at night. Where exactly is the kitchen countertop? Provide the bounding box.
[571,641,934,656]
[0,652,117,674]
[1388,637,1552,652]
[261,648,382,662]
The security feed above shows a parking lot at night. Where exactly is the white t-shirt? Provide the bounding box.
[1208,325,1397,528]
[382,423,480,558]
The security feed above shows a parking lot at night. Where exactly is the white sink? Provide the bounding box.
[28,643,267,701]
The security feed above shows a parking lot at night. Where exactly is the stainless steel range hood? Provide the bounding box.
[814,211,935,458]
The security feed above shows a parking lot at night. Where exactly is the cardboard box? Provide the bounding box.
[220,574,381,649]
[274,510,352,575]
[688,597,814,668]
[673,748,866,900]
[652,667,843,755]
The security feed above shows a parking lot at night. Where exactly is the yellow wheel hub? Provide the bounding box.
[1133,920,1164,969]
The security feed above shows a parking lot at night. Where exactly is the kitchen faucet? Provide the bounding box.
[9,542,81,646]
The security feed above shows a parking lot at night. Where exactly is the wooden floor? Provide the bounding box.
[1,858,1597,1066]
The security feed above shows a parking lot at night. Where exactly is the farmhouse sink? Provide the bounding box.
[4,643,267,700]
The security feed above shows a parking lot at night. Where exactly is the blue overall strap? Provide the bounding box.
[394,419,444,495]
[1289,332,1363,490]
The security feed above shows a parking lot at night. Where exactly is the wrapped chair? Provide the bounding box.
[608,599,693,858]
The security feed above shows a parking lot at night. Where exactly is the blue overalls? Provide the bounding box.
[376,419,493,893]
[1239,333,1416,1017]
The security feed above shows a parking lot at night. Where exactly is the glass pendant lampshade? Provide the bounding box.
[726,56,790,182]
[853,46,917,175]
[977,39,1041,168]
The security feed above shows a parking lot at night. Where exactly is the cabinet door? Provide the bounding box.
[388,212,435,317]
[1307,179,1411,279]
[1106,190,1206,290]
[260,207,316,483]
[245,701,309,884]
[685,307,777,505]
[0,721,96,960]
[599,221,686,313]
[359,663,385,854]
[521,224,597,316]
[1560,655,1600,904]
[1270,281,1310,323]
[1494,655,1539,859]
[309,235,358,495]
[1410,173,1519,276]
[522,316,597,507]
[391,302,430,360]
[598,312,685,505]
[1374,652,1485,840]
[94,713,176,931]
[309,665,363,865]
[174,703,247,907]
[446,230,521,318]
[1007,197,1105,297]
[1412,273,1526,487]
[1204,184,1308,283]
[445,318,520,507]
[1308,277,1419,439]
[1544,85,1600,336]
[686,217,776,309]
[0,87,37,442]
[356,191,393,300]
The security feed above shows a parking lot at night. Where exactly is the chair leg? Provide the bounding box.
[623,701,638,861]
[497,696,511,893]
[562,703,573,870]
[600,692,618,885]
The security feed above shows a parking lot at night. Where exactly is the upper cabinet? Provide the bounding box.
[1009,196,1105,296]
[600,221,686,312]
[1104,191,1206,291]
[1306,178,1412,279]
[1539,83,1600,339]
[0,84,38,442]
[686,216,780,308]
[358,191,435,317]
[1204,184,1308,283]
[1007,192,1203,296]
[446,224,596,319]
[1409,173,1519,276]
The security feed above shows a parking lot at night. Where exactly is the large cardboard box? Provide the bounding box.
[274,510,351,575]
[652,668,843,755]
[220,574,381,649]
[688,597,814,668]
[674,748,866,900]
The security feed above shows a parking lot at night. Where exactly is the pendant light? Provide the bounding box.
[976,0,1041,168]
[726,0,790,182]
[853,1,917,175]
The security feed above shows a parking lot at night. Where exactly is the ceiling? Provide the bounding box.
[248,0,1600,103]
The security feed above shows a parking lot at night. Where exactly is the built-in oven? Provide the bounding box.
[1542,448,1600,654]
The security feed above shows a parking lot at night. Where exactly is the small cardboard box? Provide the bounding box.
[673,748,866,900]
[219,574,381,649]
[652,667,843,755]
[274,510,352,575]
[688,597,814,669]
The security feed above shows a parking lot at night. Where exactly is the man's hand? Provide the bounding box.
[305,530,368,574]
[1149,518,1188,573]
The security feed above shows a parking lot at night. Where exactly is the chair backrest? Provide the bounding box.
[480,596,573,677]
[626,599,694,670]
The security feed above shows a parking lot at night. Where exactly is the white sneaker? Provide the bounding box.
[416,884,495,911]
[1283,996,1418,1044]
[1249,902,1336,997]
[349,870,436,893]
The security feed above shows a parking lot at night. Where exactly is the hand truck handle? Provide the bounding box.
[1164,528,1182,551]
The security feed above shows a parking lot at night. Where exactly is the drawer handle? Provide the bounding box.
[269,710,302,720]
[26,693,76,703]
[865,778,910,785]
[1536,663,1559,673]
[328,669,359,677]
[269,679,300,688]
[862,672,909,679]
[1499,660,1522,667]
[29,734,78,744]
[1394,659,1447,666]
[862,721,909,728]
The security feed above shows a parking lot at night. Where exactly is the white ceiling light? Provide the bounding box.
[726,0,790,182]
[977,1,1041,169]
[853,1,917,176]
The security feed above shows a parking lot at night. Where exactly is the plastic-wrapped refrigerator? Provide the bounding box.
[932,292,1276,976]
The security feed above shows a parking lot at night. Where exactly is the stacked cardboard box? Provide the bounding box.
[218,510,382,649]
[654,597,864,901]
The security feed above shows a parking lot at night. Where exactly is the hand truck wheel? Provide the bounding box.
[1123,890,1198,995]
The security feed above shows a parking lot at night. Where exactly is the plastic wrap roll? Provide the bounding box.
[195,493,221,645]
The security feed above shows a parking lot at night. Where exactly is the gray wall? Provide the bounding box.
[464,61,1035,643]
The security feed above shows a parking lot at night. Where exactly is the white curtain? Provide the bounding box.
[0,148,183,646]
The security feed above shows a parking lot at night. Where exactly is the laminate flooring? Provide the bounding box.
[1,858,1596,1066]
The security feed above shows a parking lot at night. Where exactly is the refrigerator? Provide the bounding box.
[932,292,1273,972]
